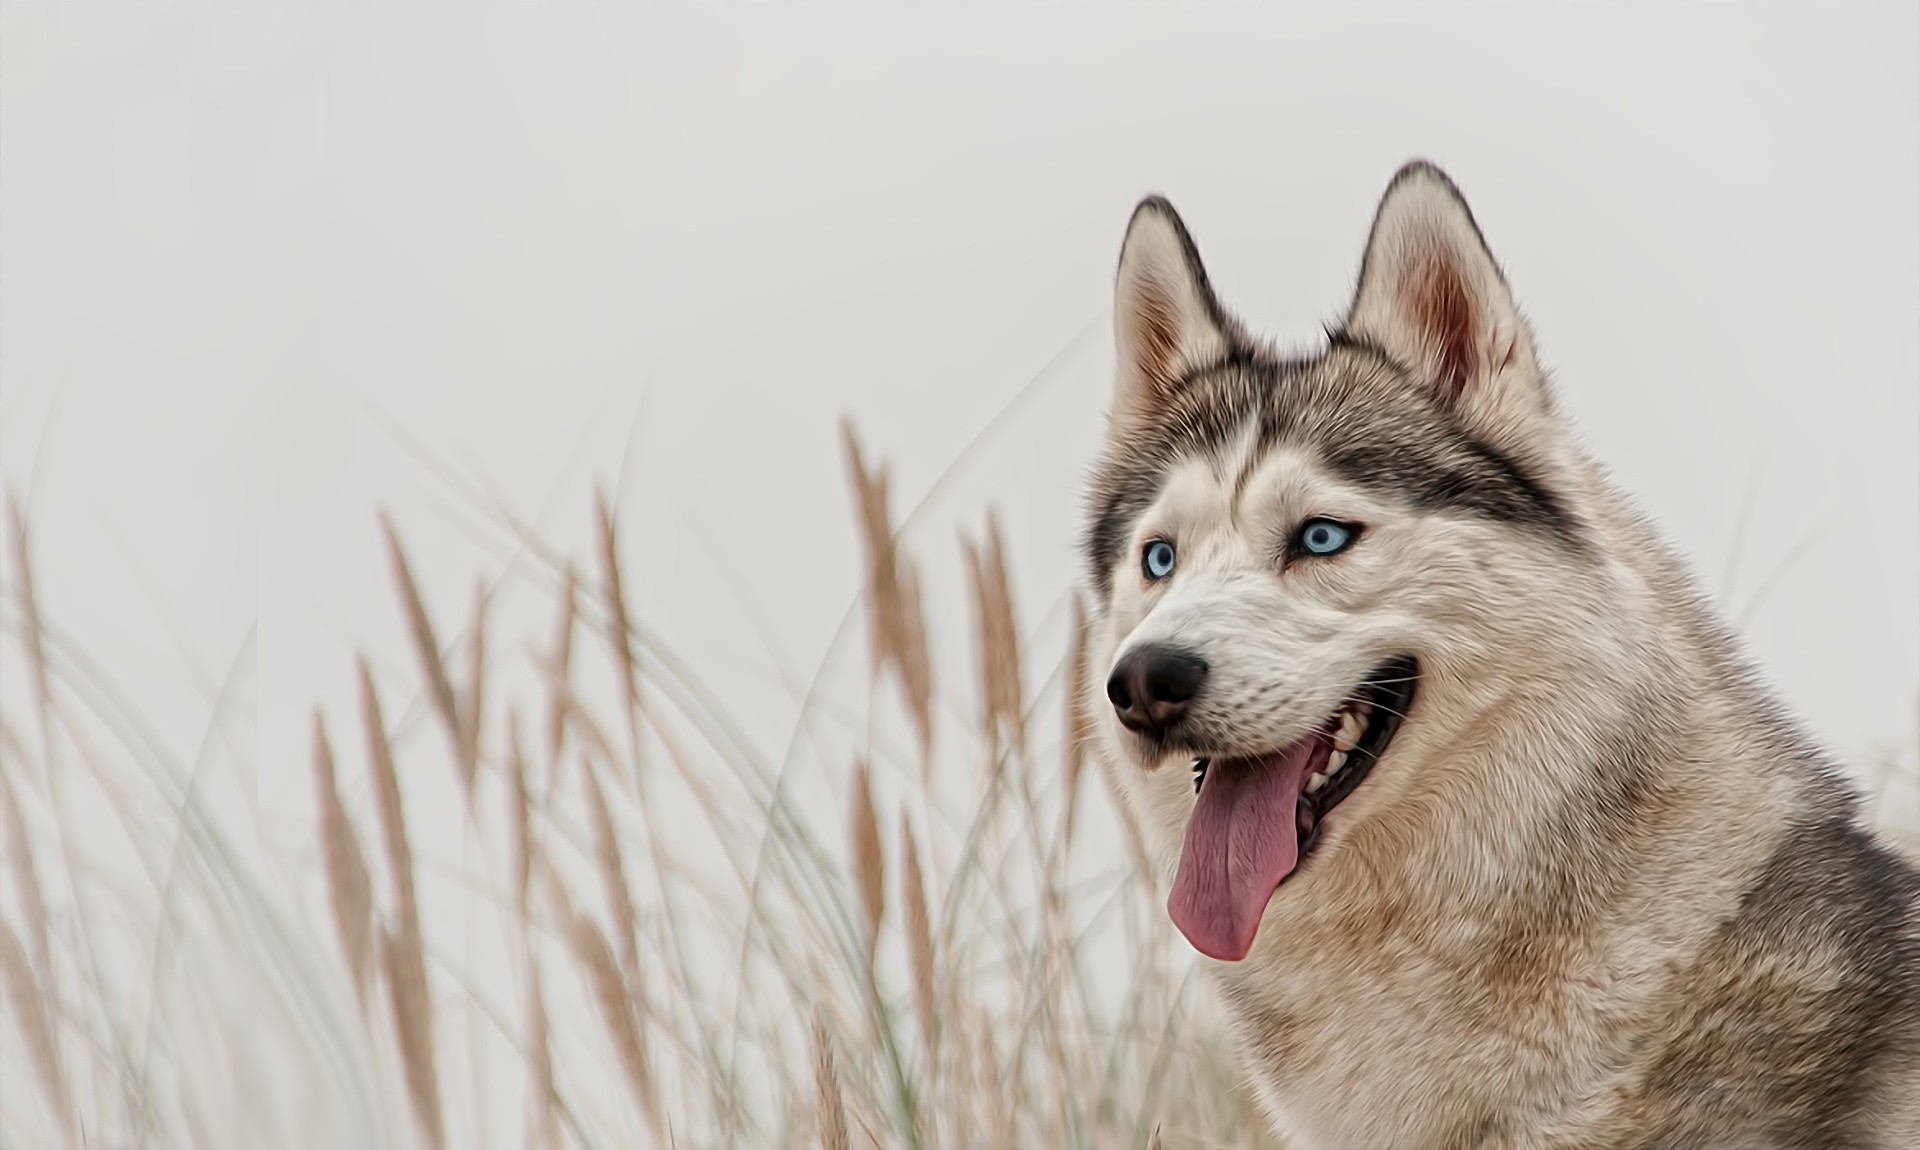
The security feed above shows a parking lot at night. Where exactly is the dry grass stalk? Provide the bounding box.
[554,682,621,789]
[568,911,662,1138]
[502,708,559,1149]
[963,510,1026,765]
[979,1024,1013,1150]
[379,514,474,798]
[0,756,52,991]
[811,1012,851,1150]
[898,813,939,1066]
[525,951,560,1150]
[357,659,443,1147]
[948,1010,976,1149]
[534,851,574,926]
[849,758,886,956]
[359,659,421,934]
[895,552,935,772]
[841,419,901,676]
[5,494,52,768]
[0,511,71,1132]
[505,710,535,920]
[495,714,556,1144]
[582,755,642,984]
[458,581,487,775]
[983,511,1026,756]
[961,537,995,760]
[378,924,446,1150]
[312,711,375,1011]
[0,920,70,1140]
[1036,880,1075,1136]
[841,420,936,759]
[593,489,643,767]
[16,425,1313,1148]
[1063,594,1095,844]
[546,565,577,769]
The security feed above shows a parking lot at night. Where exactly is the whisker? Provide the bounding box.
[1329,697,1415,724]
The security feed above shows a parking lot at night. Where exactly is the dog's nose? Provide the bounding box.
[1106,646,1208,736]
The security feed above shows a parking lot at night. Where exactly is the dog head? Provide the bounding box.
[1081,163,1660,962]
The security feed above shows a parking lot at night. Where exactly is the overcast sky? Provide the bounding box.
[5,0,1915,844]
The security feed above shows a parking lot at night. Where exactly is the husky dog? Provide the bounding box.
[1079,162,1920,1148]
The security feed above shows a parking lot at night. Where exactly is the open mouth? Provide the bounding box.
[1167,656,1418,962]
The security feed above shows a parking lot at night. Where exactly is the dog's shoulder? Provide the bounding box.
[1602,808,1920,1147]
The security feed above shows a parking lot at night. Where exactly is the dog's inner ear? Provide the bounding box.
[1112,197,1232,428]
[1345,163,1541,423]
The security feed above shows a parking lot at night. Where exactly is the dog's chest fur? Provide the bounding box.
[1186,738,1776,1148]
[1186,764,1920,1149]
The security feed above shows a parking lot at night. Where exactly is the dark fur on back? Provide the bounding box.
[1612,811,1920,1149]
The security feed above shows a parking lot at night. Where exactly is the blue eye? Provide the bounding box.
[1296,519,1357,557]
[1142,540,1177,580]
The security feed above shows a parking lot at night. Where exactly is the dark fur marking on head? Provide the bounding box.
[1081,346,1580,595]
[1283,338,1581,546]
[1324,434,1576,547]
[1081,352,1272,596]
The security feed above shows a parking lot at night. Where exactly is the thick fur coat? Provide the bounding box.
[1080,162,1920,1149]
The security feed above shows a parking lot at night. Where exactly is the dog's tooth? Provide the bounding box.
[1326,748,1348,775]
[1305,771,1328,794]
[1334,711,1364,753]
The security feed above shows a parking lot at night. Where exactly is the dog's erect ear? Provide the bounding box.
[1112,197,1233,428]
[1345,162,1544,427]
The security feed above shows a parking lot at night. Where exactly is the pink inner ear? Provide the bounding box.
[1409,249,1478,408]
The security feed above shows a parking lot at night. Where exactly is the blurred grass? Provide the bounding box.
[1,426,1914,1149]
[0,426,1285,1149]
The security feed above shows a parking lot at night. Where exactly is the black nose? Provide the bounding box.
[1106,646,1208,736]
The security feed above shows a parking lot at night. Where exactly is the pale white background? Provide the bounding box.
[2,3,1917,1142]
[6,2,1915,805]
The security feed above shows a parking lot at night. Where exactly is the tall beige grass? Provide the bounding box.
[0,425,1294,1149]
[2,426,1914,1149]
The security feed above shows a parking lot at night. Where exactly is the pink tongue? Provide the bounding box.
[1168,734,1328,961]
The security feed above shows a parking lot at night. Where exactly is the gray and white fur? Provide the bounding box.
[1079,161,1920,1149]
